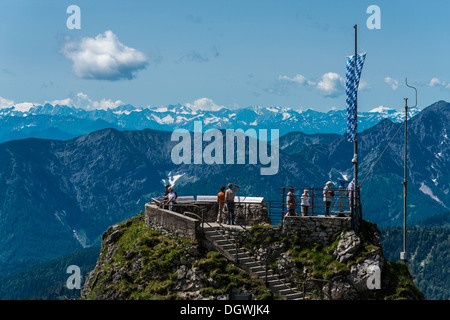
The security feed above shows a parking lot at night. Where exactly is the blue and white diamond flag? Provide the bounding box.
[346,53,366,142]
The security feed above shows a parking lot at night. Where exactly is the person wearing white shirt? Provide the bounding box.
[225,183,239,225]
[301,189,310,216]
[163,187,176,211]
[323,181,334,216]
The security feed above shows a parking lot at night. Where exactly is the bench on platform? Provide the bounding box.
[196,195,217,202]
[175,196,195,203]
[241,197,264,203]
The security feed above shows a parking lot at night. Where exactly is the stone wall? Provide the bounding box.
[144,203,200,240]
[283,216,352,245]
[145,202,351,245]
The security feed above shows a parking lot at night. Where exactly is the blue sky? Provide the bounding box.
[0,0,449,112]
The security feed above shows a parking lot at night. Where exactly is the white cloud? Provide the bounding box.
[384,77,399,90]
[62,30,148,81]
[0,96,15,108]
[278,74,316,87]
[72,92,124,111]
[0,96,36,111]
[1,93,124,111]
[49,98,73,106]
[358,80,370,91]
[428,77,450,89]
[428,77,441,87]
[278,72,345,97]
[316,72,345,97]
[278,74,308,85]
[185,97,225,111]
[46,92,124,111]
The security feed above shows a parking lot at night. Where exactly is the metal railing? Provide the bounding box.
[151,198,206,233]
[152,186,362,231]
[152,185,362,231]
[152,197,267,226]
[265,187,361,230]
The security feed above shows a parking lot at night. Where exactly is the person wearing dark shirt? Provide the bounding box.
[225,183,239,225]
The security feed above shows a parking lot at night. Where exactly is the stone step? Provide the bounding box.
[285,293,304,300]
[217,243,235,250]
[248,264,265,272]
[253,270,269,277]
[224,252,248,261]
[236,256,254,264]
[240,262,261,272]
[267,281,284,289]
[203,225,304,301]
[278,287,297,294]
[272,282,290,289]
[204,231,224,238]
[227,252,248,260]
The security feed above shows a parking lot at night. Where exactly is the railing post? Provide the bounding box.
[311,187,315,216]
[201,208,205,233]
[357,187,362,232]
[265,254,268,286]
[281,187,286,225]
[235,239,239,264]
[303,282,305,300]
[350,189,354,229]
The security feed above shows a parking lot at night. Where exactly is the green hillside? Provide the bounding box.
[0,247,99,300]
[381,213,450,300]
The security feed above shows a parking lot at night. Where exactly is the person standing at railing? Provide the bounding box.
[162,187,177,211]
[216,186,226,224]
[285,186,297,217]
[301,189,310,216]
[347,179,355,213]
[156,184,171,202]
[225,183,239,225]
[323,181,334,216]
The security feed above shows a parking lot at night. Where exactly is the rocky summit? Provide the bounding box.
[81,213,424,300]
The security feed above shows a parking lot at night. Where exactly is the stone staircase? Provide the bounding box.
[203,223,304,300]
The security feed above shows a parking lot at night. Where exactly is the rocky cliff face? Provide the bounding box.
[81,215,275,300]
[81,215,424,300]
[235,220,424,300]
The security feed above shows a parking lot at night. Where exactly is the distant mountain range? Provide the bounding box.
[0,102,421,143]
[170,100,450,228]
[0,100,448,278]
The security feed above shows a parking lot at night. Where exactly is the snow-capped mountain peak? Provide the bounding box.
[369,106,395,113]
[0,100,429,143]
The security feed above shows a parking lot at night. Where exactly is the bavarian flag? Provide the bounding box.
[345,53,367,142]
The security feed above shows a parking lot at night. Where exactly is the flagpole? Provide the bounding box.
[346,24,365,231]
[353,24,359,215]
